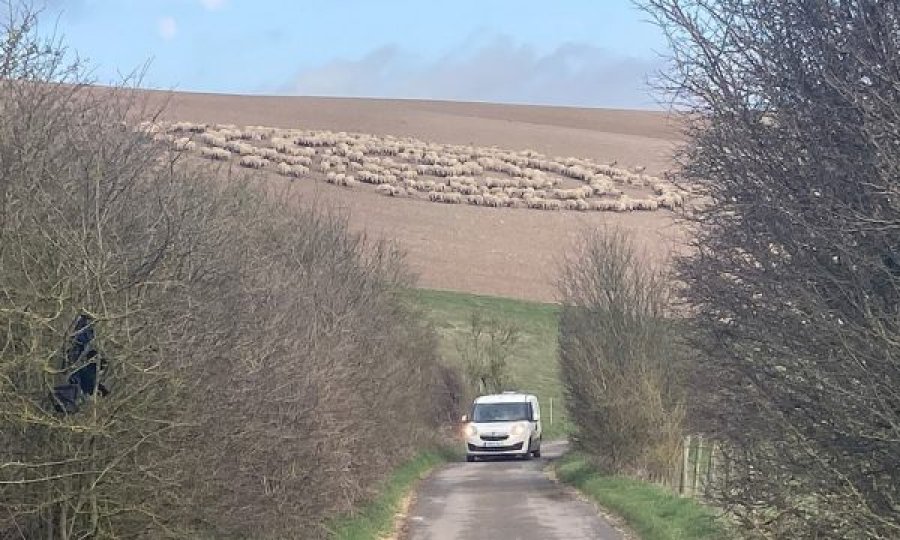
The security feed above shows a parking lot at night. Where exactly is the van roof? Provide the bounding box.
[474,393,536,404]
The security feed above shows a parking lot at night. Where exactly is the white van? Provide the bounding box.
[462,392,542,462]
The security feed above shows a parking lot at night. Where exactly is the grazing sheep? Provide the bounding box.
[416,179,436,192]
[279,155,312,166]
[612,199,632,212]
[325,173,356,187]
[199,147,231,161]
[215,128,243,141]
[173,137,196,151]
[199,132,228,147]
[169,121,207,133]
[225,141,255,155]
[544,199,561,211]
[657,192,685,209]
[443,192,462,204]
[482,195,504,208]
[257,147,280,160]
[631,198,659,211]
[285,165,309,178]
[239,155,267,169]
[589,199,619,211]
[138,121,161,134]
[270,137,294,152]
[526,198,547,210]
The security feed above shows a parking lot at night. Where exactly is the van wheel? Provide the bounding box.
[532,449,541,458]
[466,454,475,462]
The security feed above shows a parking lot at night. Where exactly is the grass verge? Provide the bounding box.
[406,288,568,439]
[555,453,724,540]
[328,449,455,540]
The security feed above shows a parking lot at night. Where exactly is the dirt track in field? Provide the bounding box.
[147,91,684,302]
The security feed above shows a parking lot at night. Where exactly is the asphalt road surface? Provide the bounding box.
[404,442,624,540]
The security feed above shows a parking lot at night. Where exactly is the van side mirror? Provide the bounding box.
[460,414,468,423]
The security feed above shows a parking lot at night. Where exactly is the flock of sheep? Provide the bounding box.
[144,121,688,212]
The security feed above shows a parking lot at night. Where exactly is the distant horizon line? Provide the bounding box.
[109,84,668,113]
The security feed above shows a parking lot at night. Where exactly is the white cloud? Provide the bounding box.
[285,36,663,109]
[198,0,226,11]
[158,16,177,41]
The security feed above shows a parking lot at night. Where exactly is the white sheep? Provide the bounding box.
[482,195,503,208]
[199,132,227,146]
[239,155,268,169]
[326,173,356,187]
[632,198,660,211]
[657,192,685,209]
[225,141,255,155]
[279,155,312,166]
[589,199,619,211]
[173,137,196,151]
[199,147,231,161]
[257,147,280,160]
[169,121,207,133]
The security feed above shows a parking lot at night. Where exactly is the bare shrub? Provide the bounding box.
[643,0,900,536]
[557,228,685,478]
[0,5,459,539]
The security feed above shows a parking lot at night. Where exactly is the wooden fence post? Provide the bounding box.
[706,441,716,496]
[680,434,691,495]
[693,436,703,498]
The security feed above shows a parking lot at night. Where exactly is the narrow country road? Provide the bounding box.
[403,442,624,540]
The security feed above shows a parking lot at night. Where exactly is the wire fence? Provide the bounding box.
[646,434,720,499]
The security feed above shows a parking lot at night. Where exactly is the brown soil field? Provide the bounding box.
[147,91,685,302]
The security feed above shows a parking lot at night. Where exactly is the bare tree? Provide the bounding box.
[557,227,685,478]
[642,0,900,537]
[457,311,520,395]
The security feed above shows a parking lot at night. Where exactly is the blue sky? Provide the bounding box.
[40,0,670,109]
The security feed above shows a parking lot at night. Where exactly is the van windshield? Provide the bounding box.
[472,402,531,423]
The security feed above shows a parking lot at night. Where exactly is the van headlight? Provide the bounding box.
[465,424,478,438]
[510,422,529,437]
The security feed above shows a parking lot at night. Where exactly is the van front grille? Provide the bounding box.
[480,434,509,442]
[467,442,524,452]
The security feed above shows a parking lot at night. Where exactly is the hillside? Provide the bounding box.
[146,91,684,302]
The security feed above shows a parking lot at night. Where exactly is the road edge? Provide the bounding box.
[543,460,639,540]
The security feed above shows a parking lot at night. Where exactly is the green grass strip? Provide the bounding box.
[328,449,453,540]
[555,453,724,540]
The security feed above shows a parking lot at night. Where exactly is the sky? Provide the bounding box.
[39,0,671,109]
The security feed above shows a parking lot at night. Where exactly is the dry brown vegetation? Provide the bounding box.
[558,228,686,480]
[0,7,460,539]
